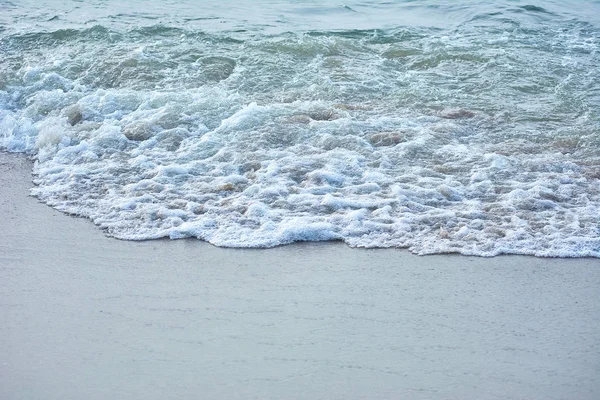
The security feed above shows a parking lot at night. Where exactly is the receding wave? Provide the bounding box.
[1,1,599,256]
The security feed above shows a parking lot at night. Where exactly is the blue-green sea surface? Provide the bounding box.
[1,0,599,256]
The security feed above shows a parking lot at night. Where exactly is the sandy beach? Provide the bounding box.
[1,151,599,400]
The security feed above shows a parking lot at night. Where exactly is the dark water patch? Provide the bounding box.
[467,11,521,28]
[305,29,380,40]
[129,25,187,39]
[183,17,221,22]
[381,47,422,59]
[519,5,554,14]
[304,28,429,44]
[201,34,245,46]
[406,52,491,71]
[5,25,116,50]
[198,56,237,82]
[109,13,160,21]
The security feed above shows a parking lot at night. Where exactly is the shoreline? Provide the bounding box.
[1,151,599,400]
[5,152,599,258]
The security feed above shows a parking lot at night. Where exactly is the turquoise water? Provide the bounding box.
[1,1,599,256]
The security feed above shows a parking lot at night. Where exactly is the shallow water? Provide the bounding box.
[1,0,599,256]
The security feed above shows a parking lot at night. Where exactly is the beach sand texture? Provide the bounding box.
[1,152,599,399]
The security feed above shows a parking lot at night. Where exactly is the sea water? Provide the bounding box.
[1,0,599,256]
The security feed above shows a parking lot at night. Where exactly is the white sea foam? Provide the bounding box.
[1,2,599,257]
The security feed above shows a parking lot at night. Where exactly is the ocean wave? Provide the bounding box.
[1,1,599,256]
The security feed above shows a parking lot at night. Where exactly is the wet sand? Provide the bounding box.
[1,152,599,400]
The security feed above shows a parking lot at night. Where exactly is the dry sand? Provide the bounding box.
[1,152,599,400]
